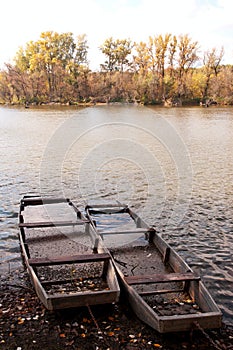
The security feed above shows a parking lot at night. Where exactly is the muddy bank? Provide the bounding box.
[0,270,232,350]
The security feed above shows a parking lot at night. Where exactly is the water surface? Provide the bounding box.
[0,104,232,324]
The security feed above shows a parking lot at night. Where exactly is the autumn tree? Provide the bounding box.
[168,35,177,76]
[13,31,89,103]
[202,47,224,101]
[4,64,27,102]
[67,34,89,77]
[216,65,233,104]
[100,37,133,72]
[133,41,149,74]
[152,34,171,99]
[65,34,90,101]
[1,31,233,105]
[133,34,173,103]
[0,69,14,103]
[99,37,133,101]
[30,31,75,100]
[175,34,199,98]
[132,41,149,103]
[100,37,117,72]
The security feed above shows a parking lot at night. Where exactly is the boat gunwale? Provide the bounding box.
[85,202,222,333]
[18,196,120,310]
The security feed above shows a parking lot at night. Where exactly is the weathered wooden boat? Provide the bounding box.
[85,203,222,333]
[18,196,120,310]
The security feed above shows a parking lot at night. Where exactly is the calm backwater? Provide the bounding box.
[0,104,232,325]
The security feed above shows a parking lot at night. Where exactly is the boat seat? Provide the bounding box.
[125,272,200,285]
[21,197,69,206]
[19,220,89,228]
[28,253,111,266]
[98,228,148,236]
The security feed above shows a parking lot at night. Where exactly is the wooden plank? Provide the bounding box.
[19,220,89,228]
[49,289,119,309]
[159,313,222,333]
[86,203,127,209]
[21,197,70,207]
[125,273,200,285]
[99,228,147,236]
[163,247,171,265]
[41,276,101,286]
[22,197,69,206]
[19,214,24,223]
[88,208,128,215]
[148,228,156,243]
[192,280,222,313]
[19,227,26,242]
[28,253,111,267]
[42,278,76,286]
[68,202,82,219]
[151,233,191,273]
[27,265,50,309]
[23,243,31,259]
[139,288,184,296]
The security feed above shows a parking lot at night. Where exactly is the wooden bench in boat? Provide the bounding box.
[125,272,200,285]
[86,204,127,209]
[28,253,111,267]
[98,228,148,236]
[21,197,69,206]
[19,220,89,228]
[125,272,200,295]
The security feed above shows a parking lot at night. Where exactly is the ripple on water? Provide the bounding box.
[1,106,233,325]
[158,200,233,325]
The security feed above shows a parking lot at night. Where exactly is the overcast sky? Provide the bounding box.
[0,0,232,70]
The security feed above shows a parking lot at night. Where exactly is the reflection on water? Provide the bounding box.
[0,104,232,324]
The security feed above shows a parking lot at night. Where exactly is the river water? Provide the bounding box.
[0,104,232,325]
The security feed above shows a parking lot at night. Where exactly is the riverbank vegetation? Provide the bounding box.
[0,31,232,106]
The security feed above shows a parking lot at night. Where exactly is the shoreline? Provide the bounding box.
[1,99,231,108]
[1,269,232,350]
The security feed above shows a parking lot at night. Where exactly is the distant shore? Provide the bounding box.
[1,98,226,108]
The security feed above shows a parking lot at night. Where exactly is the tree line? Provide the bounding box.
[0,31,232,106]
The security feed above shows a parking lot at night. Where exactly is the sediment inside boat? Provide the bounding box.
[111,242,204,316]
[37,264,109,294]
[21,201,113,296]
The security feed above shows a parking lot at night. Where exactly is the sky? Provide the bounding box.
[0,0,233,70]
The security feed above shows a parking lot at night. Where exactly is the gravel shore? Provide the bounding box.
[0,270,232,350]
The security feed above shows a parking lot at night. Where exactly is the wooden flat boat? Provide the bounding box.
[85,203,222,333]
[18,196,120,310]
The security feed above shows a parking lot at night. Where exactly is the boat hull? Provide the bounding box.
[86,203,222,333]
[18,196,120,310]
